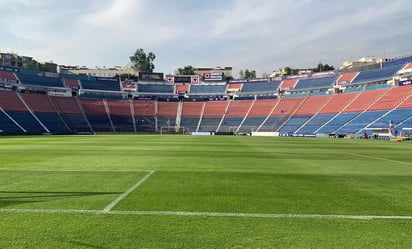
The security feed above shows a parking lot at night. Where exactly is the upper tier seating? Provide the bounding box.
[81,78,121,91]
[382,56,412,68]
[351,65,403,84]
[279,79,298,90]
[227,83,243,91]
[64,78,81,89]
[16,70,64,88]
[175,84,190,94]
[138,84,174,94]
[293,75,337,90]
[344,86,364,93]
[190,84,226,94]
[0,70,18,83]
[403,62,412,70]
[240,81,280,93]
[336,72,359,85]
[121,82,137,91]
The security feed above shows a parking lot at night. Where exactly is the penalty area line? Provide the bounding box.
[102,170,155,213]
[0,208,411,220]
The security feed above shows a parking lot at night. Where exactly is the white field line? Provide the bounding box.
[0,208,411,220]
[346,153,412,165]
[102,170,155,213]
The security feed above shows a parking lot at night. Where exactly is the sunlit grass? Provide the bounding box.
[0,135,411,248]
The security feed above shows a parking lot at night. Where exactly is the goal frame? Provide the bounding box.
[160,126,186,135]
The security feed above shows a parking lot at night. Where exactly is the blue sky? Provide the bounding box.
[0,0,411,77]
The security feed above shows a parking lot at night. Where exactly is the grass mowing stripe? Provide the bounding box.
[0,169,153,173]
[102,171,155,212]
[0,209,100,214]
[346,153,412,165]
[1,208,411,220]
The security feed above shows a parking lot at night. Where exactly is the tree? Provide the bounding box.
[244,69,256,79]
[313,63,334,72]
[238,70,244,79]
[24,60,47,72]
[117,73,138,81]
[175,65,195,75]
[130,48,156,73]
[323,64,334,71]
[239,69,256,79]
[225,75,234,81]
[283,67,291,76]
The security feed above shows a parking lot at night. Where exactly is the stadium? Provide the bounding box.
[0,53,412,248]
[1,54,412,138]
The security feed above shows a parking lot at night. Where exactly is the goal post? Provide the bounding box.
[160,126,186,135]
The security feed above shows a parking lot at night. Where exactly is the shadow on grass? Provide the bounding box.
[0,191,122,208]
[64,240,106,249]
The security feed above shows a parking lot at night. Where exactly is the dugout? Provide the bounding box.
[366,128,391,139]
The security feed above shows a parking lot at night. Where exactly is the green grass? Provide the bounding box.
[0,170,148,210]
[0,135,411,248]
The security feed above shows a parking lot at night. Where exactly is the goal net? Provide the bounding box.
[160,126,186,135]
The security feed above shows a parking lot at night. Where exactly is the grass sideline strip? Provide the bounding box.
[346,153,412,165]
[1,208,411,220]
[0,169,154,173]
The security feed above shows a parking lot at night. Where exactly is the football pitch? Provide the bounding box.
[0,135,411,248]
